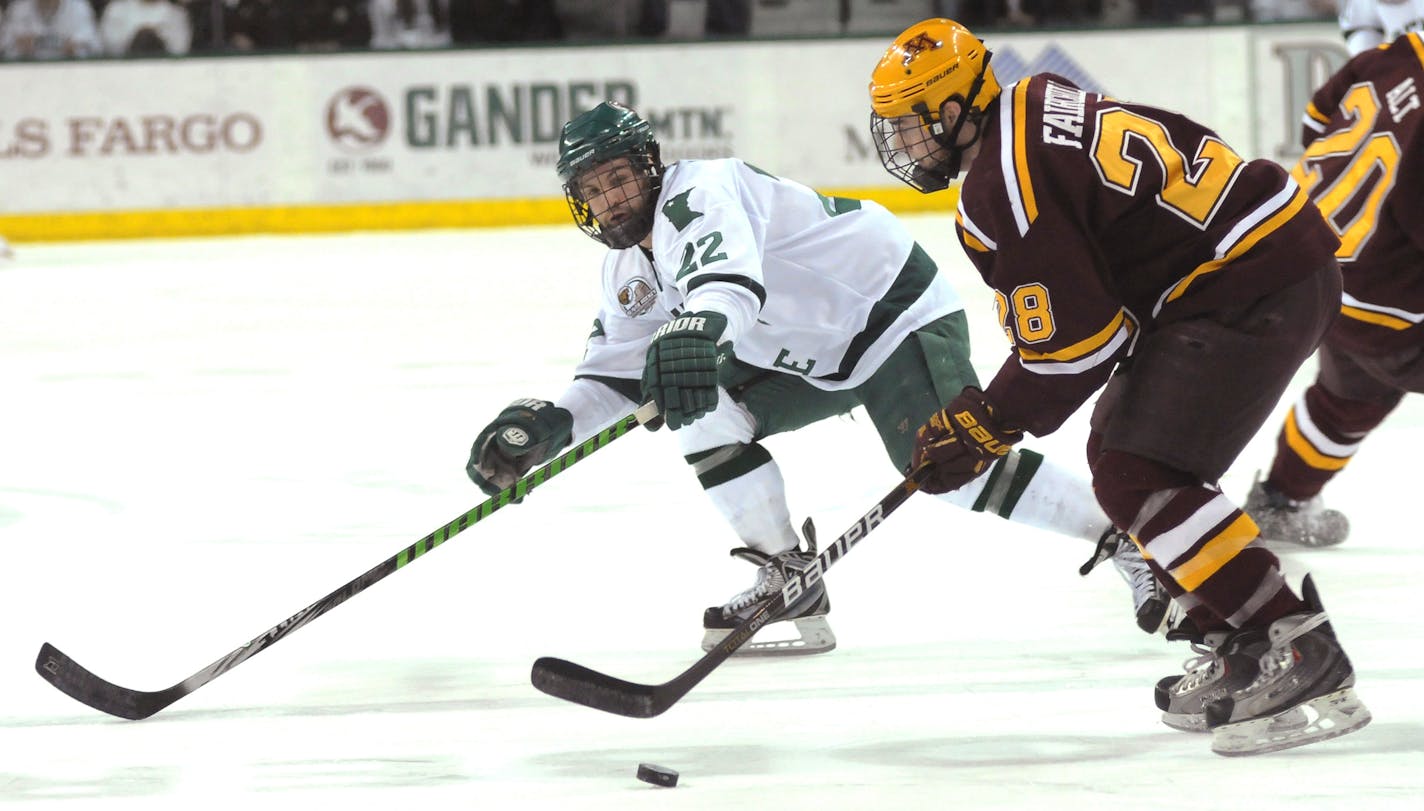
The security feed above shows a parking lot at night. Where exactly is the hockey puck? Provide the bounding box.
[635,763,678,787]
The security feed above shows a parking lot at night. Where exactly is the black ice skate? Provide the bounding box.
[1203,574,1371,756]
[1244,475,1349,548]
[701,520,835,657]
[1081,529,1172,634]
[1154,622,1255,733]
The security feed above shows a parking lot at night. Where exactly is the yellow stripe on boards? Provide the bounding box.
[0,187,963,243]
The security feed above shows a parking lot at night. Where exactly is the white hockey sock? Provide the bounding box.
[936,448,1111,543]
[702,456,801,555]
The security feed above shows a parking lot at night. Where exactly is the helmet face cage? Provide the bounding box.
[871,103,954,193]
[562,148,663,250]
[556,101,664,249]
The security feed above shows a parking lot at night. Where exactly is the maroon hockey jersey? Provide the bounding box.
[957,74,1340,436]
[1296,32,1424,356]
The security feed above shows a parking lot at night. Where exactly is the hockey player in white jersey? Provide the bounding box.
[467,101,1169,654]
[1338,0,1424,53]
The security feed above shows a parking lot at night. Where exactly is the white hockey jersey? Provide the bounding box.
[557,158,963,441]
[1339,0,1424,53]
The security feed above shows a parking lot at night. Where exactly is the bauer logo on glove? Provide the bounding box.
[954,409,1013,457]
[912,387,1023,494]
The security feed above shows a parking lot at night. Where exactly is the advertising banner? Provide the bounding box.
[0,23,1343,228]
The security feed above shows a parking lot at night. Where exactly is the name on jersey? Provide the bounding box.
[1388,77,1420,123]
[1042,80,1087,149]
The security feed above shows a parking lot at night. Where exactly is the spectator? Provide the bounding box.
[369,0,450,49]
[298,0,372,51]
[181,0,220,52]
[449,0,562,42]
[0,0,100,59]
[99,0,193,55]
[705,0,747,35]
[1250,0,1334,20]
[225,0,301,51]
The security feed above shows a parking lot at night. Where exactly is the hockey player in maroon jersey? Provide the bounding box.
[1246,32,1424,548]
[868,18,1371,755]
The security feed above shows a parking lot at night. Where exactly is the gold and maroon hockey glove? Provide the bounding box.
[912,386,1023,494]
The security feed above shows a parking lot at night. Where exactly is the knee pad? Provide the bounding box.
[686,442,774,490]
[1091,449,1198,531]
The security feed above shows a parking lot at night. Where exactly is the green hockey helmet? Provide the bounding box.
[557,101,664,249]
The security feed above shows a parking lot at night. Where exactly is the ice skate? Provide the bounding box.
[1244,475,1349,548]
[1204,575,1371,756]
[1154,624,1248,732]
[1080,529,1172,634]
[701,520,835,657]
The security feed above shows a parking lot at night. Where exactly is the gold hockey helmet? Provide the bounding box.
[868,19,1001,191]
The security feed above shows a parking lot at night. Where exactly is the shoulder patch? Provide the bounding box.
[661,189,704,231]
[616,277,658,317]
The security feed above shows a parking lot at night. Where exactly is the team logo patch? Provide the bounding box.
[901,33,943,66]
[500,427,530,447]
[617,277,658,317]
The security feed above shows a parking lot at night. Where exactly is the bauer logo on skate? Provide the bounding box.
[781,505,886,605]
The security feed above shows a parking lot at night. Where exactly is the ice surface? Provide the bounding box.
[2,219,1420,809]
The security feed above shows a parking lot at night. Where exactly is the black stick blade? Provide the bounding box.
[35,643,180,721]
[530,657,665,718]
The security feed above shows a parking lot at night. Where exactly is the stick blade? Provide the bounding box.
[35,643,175,720]
[530,657,667,718]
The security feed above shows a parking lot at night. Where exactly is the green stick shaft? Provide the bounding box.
[36,402,659,719]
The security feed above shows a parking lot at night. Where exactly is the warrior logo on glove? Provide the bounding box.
[641,310,728,431]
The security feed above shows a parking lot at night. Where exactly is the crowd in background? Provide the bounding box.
[0,0,1338,61]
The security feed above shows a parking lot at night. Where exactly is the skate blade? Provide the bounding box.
[1210,687,1372,756]
[1160,711,1208,733]
[701,616,836,657]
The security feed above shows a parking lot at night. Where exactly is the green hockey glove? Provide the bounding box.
[640,311,728,431]
[466,399,574,496]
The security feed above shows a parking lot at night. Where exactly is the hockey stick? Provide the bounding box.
[36,402,661,720]
[529,468,927,718]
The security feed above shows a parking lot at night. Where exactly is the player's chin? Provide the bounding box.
[601,219,648,250]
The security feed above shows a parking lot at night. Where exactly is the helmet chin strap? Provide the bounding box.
[919,50,994,183]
